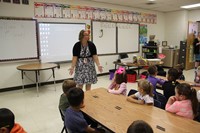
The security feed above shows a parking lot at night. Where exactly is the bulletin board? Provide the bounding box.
[0,18,38,62]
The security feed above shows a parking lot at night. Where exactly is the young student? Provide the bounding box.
[165,83,198,119]
[108,67,127,95]
[65,87,104,133]
[0,108,26,133]
[163,68,180,101]
[194,66,200,84]
[175,64,185,80]
[127,79,154,105]
[59,79,76,116]
[127,120,153,133]
[147,65,165,95]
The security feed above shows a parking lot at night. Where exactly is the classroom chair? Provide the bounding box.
[59,109,68,133]
[154,99,162,109]
[156,93,167,109]
[127,89,138,96]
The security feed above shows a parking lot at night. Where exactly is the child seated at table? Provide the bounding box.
[59,80,76,116]
[127,120,153,133]
[65,87,104,133]
[0,108,26,133]
[165,83,198,119]
[147,65,165,95]
[127,79,154,105]
[194,66,200,84]
[175,64,185,80]
[108,66,127,95]
[163,68,180,101]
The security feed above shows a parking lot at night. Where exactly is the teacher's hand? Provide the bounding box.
[69,68,74,75]
[98,65,103,73]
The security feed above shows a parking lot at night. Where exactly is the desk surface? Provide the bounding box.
[113,61,163,67]
[17,63,57,71]
[82,88,200,133]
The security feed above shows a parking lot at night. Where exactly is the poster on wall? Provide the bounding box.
[34,2,157,24]
[139,24,147,44]
[34,2,45,18]
[44,3,54,18]
[22,0,29,5]
[53,4,62,18]
[62,5,71,18]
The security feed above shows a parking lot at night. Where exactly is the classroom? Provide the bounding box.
[0,0,200,133]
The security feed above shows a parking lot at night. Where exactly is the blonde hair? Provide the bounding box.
[138,79,153,97]
[62,80,76,94]
[78,30,85,41]
[197,66,200,71]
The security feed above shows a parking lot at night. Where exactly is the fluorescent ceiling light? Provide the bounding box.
[181,3,200,9]
[149,0,156,1]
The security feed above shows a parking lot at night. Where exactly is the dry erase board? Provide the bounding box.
[117,23,139,53]
[92,21,117,55]
[38,22,85,62]
[0,18,38,61]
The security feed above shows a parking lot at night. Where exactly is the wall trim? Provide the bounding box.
[0,73,109,93]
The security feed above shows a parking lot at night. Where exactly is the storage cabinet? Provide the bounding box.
[142,46,158,59]
[162,48,179,67]
[179,41,186,69]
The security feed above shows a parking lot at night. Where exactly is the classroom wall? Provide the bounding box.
[165,10,188,48]
[0,0,165,90]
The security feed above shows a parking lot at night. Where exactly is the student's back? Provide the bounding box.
[163,68,179,101]
[65,107,88,133]
[59,80,76,115]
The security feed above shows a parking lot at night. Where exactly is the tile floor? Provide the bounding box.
[0,69,195,133]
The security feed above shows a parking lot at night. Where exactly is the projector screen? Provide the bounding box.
[38,22,85,62]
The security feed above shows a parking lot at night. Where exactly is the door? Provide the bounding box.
[185,21,198,70]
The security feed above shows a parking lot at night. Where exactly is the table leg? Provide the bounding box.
[35,71,39,97]
[52,68,56,91]
[38,71,40,86]
[21,70,25,93]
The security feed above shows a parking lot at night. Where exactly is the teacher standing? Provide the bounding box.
[69,30,103,91]
[194,32,200,70]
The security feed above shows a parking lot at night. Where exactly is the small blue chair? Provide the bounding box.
[156,93,167,109]
[128,89,138,96]
[154,99,162,109]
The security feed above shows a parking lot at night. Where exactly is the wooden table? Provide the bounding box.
[17,63,57,96]
[82,88,200,133]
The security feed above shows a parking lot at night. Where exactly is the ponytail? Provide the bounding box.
[190,88,198,117]
[176,83,199,117]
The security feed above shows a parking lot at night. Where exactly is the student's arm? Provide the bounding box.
[157,78,165,85]
[93,55,103,73]
[127,93,145,104]
[69,56,78,75]
[108,83,126,95]
[165,96,179,113]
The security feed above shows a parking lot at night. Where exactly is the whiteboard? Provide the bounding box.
[0,19,38,61]
[38,23,85,62]
[117,23,139,53]
[92,21,116,55]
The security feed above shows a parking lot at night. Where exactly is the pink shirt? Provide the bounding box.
[165,100,194,119]
[108,82,127,95]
